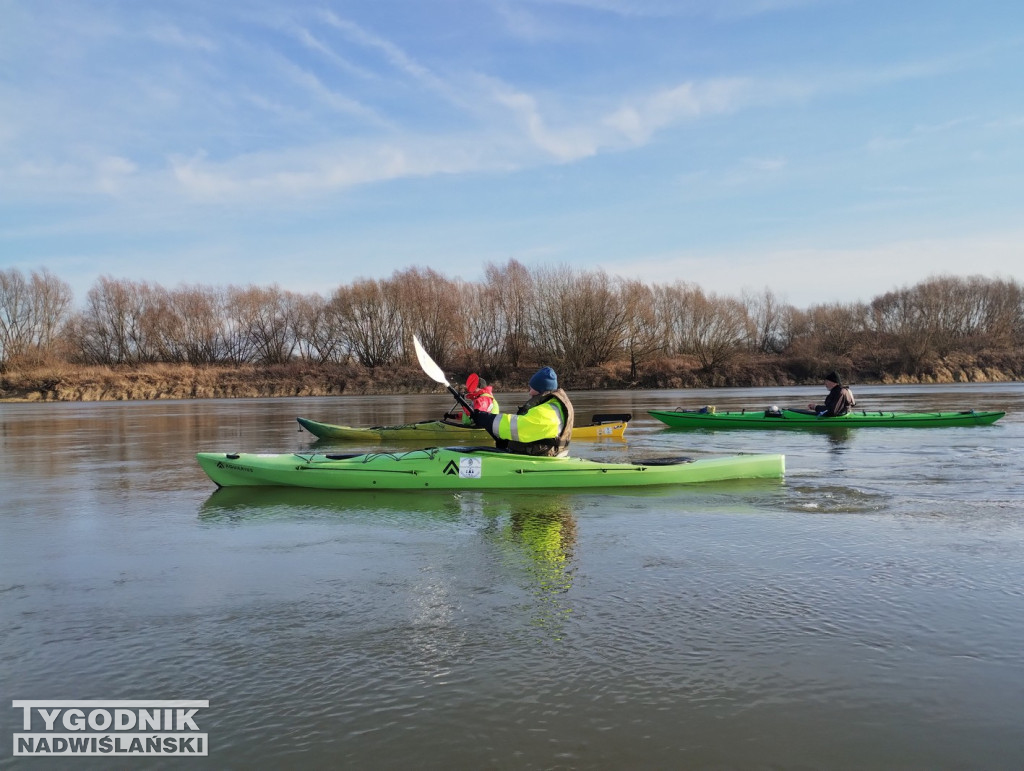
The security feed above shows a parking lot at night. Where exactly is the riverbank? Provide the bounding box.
[2,356,1021,402]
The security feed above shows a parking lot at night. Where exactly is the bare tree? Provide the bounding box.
[163,285,231,364]
[293,292,345,363]
[804,302,868,359]
[980,277,1024,349]
[656,282,744,371]
[687,292,749,373]
[742,287,790,354]
[329,279,403,368]
[0,268,73,366]
[870,287,935,371]
[67,277,163,364]
[226,285,301,365]
[391,267,464,369]
[618,279,665,381]
[484,259,533,368]
[528,266,628,372]
[461,280,505,370]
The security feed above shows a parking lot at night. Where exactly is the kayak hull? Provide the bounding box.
[196,447,784,490]
[296,416,628,441]
[649,408,1005,429]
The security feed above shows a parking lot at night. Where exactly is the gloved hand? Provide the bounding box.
[470,409,494,430]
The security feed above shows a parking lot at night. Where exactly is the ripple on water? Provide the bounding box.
[781,484,893,515]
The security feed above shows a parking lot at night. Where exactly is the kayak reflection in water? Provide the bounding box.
[478,494,578,637]
[470,367,575,457]
[509,501,577,583]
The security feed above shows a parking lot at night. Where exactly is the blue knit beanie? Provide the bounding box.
[529,366,558,392]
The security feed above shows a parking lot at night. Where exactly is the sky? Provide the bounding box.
[1,0,1023,309]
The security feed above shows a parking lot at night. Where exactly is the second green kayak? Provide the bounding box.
[196,446,784,490]
[296,414,630,442]
[649,407,1005,430]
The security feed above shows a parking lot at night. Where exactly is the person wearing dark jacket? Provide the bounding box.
[808,371,856,416]
[470,366,574,456]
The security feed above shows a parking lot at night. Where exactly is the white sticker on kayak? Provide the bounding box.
[459,458,483,478]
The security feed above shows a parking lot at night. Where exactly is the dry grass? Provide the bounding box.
[0,362,402,402]
[2,354,1020,403]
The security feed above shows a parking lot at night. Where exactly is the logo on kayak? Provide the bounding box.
[443,458,483,478]
[216,462,253,473]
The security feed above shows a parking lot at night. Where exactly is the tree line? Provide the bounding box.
[2,262,1023,385]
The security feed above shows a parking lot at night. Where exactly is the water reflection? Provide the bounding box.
[657,424,853,441]
[479,494,578,638]
[198,486,467,525]
[199,487,580,639]
[823,427,854,453]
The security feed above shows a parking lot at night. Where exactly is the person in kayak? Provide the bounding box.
[470,366,574,456]
[445,374,500,425]
[808,371,856,416]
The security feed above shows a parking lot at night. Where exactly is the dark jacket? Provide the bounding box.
[814,385,856,417]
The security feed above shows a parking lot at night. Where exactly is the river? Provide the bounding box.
[2,383,1023,769]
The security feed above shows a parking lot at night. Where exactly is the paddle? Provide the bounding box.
[450,373,483,416]
[413,335,473,413]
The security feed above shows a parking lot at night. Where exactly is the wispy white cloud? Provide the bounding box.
[140,68,807,200]
[275,57,392,126]
[518,0,680,18]
[319,11,474,112]
[520,0,822,20]
[167,134,515,202]
[493,2,566,42]
[0,54,959,207]
[867,117,978,154]
[146,24,217,52]
[289,25,377,80]
[487,83,602,162]
[94,156,140,196]
[604,78,753,144]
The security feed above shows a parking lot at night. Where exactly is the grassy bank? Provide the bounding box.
[2,355,1020,403]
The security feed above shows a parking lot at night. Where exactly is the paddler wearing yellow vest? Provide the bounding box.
[470,366,574,457]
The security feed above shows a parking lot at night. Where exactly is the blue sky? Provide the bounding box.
[2,0,1022,309]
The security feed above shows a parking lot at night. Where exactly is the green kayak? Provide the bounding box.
[296,414,630,442]
[195,447,784,490]
[649,407,1005,430]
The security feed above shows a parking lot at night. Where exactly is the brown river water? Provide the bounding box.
[2,383,1023,769]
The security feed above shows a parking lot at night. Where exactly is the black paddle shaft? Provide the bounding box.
[447,385,473,413]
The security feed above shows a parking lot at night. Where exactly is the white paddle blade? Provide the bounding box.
[412,335,450,386]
